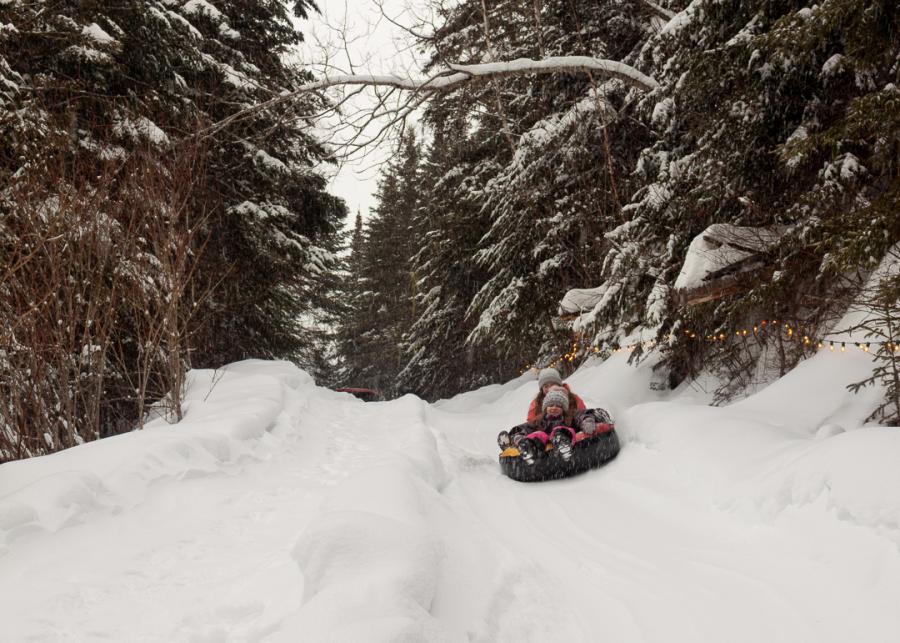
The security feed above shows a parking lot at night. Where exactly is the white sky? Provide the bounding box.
[296,1,427,220]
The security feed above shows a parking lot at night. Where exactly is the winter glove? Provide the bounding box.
[509,425,530,445]
[593,409,612,424]
[580,416,597,435]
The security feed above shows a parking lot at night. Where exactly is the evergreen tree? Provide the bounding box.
[334,211,368,386]
[406,0,653,381]
[338,131,421,397]
[463,0,648,362]
[0,0,343,365]
[0,1,344,458]
[848,266,900,426]
[593,0,900,395]
[398,113,511,399]
[405,0,898,406]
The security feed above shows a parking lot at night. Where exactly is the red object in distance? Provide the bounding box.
[335,388,380,401]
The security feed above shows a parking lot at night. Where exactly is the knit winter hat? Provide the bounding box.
[542,386,570,412]
[538,367,563,389]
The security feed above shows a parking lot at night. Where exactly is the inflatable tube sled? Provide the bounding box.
[499,429,620,482]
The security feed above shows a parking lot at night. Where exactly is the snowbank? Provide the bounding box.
[0,360,309,553]
[624,400,900,545]
[268,395,468,642]
[609,343,900,547]
[2,343,900,642]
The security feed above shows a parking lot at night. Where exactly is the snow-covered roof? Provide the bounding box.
[674,224,782,292]
[559,285,609,315]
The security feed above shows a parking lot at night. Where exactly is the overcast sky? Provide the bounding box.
[298,1,426,220]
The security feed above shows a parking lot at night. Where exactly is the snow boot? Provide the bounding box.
[517,438,540,465]
[551,430,574,462]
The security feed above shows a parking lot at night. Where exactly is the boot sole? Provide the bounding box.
[553,440,573,461]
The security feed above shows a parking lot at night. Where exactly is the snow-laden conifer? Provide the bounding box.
[0,0,344,459]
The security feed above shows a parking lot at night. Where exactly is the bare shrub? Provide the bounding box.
[106,145,215,429]
[0,142,212,462]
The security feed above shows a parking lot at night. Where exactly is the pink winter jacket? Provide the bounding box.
[526,383,585,424]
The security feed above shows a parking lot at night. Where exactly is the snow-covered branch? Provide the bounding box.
[641,0,676,22]
[447,56,659,90]
[200,56,658,139]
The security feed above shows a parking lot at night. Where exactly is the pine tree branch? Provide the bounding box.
[640,0,676,22]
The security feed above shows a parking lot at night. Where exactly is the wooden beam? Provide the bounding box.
[676,266,776,307]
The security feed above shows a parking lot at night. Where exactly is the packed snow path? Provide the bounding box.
[2,359,900,642]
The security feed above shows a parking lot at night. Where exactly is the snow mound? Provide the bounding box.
[3,333,900,641]
[623,377,900,545]
[434,370,535,412]
[289,510,449,642]
[271,398,461,642]
[0,360,308,550]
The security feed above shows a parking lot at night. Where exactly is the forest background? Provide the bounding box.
[1,0,898,462]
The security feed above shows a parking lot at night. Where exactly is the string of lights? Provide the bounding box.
[520,318,900,374]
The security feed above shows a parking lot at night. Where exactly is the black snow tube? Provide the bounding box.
[499,429,620,482]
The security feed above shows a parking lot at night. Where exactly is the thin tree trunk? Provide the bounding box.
[480,0,517,155]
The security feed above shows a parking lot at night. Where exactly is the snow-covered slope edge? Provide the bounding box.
[625,402,900,545]
[0,360,309,553]
[604,348,900,546]
[434,342,900,548]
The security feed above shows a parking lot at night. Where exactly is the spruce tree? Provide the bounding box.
[464,0,649,362]
[0,1,344,457]
[848,268,900,425]
[398,114,510,399]
[1,0,343,363]
[334,211,369,386]
[596,0,900,395]
[409,0,654,379]
[338,131,421,397]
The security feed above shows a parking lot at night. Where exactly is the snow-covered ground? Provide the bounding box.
[2,352,900,642]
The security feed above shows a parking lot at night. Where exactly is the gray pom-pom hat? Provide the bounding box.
[541,386,570,412]
[537,367,562,389]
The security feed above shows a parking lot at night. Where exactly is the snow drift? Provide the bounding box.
[1,351,900,642]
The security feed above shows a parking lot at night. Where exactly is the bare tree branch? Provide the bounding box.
[372,0,434,41]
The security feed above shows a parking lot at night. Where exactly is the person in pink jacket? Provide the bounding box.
[515,386,592,464]
[525,367,585,423]
[498,378,613,466]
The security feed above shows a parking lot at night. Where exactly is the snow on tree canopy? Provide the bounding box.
[556,282,626,336]
[113,117,169,146]
[0,55,21,98]
[81,23,116,45]
[181,0,239,39]
[181,0,225,22]
[674,224,782,292]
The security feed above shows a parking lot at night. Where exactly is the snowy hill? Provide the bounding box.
[2,355,900,642]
